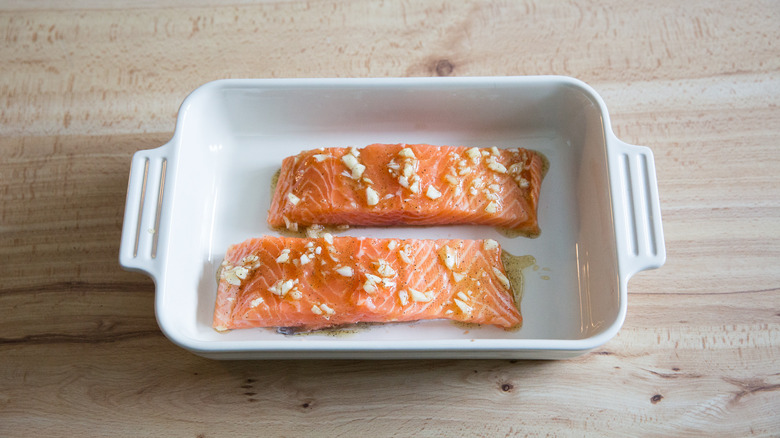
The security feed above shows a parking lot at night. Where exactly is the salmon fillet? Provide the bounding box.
[213,235,521,332]
[268,144,544,236]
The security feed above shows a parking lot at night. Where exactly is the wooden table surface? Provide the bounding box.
[2,0,778,436]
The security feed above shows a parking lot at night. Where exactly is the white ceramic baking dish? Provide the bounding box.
[119,76,665,359]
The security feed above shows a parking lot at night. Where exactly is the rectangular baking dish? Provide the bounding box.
[119,76,665,359]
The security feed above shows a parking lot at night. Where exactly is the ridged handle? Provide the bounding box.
[119,142,172,277]
[609,136,667,279]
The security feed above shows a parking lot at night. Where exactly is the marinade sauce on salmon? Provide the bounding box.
[267,144,544,236]
[213,236,522,332]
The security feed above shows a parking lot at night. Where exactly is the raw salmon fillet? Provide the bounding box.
[268,144,544,236]
[213,235,521,332]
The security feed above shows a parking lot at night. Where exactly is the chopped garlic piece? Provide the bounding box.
[375,259,396,277]
[426,185,442,200]
[313,154,331,162]
[351,163,366,179]
[439,245,458,270]
[454,298,473,315]
[508,163,524,174]
[399,245,413,264]
[311,305,323,315]
[483,239,499,251]
[335,266,354,277]
[279,279,295,295]
[444,174,458,186]
[322,233,334,245]
[398,290,409,306]
[465,147,481,159]
[320,303,335,315]
[276,249,291,263]
[287,193,300,205]
[269,279,295,297]
[402,163,414,178]
[288,289,302,300]
[365,273,382,284]
[485,201,498,214]
[387,240,398,250]
[366,187,380,206]
[409,289,434,302]
[457,291,469,302]
[306,224,324,238]
[299,254,311,265]
[282,216,298,231]
[341,153,358,169]
[225,273,241,286]
[486,156,507,173]
[398,147,416,159]
[250,297,264,308]
[363,280,378,294]
[452,272,465,283]
[234,266,249,279]
[492,267,511,289]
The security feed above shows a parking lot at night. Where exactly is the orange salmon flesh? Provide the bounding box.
[268,144,544,235]
[213,236,522,332]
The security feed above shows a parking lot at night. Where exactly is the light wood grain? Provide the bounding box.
[1,0,778,436]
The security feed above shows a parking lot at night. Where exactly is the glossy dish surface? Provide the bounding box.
[119,76,665,359]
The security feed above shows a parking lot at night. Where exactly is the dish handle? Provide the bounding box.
[609,137,667,279]
[119,142,173,278]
